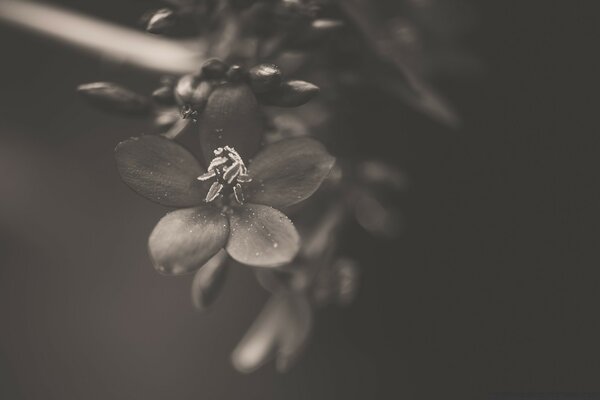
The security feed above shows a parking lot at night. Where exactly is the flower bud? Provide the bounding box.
[145,8,177,34]
[201,58,229,79]
[77,82,150,115]
[258,80,319,107]
[152,86,175,105]
[248,64,282,93]
[311,19,344,31]
[175,74,212,112]
[174,74,199,103]
[226,65,245,82]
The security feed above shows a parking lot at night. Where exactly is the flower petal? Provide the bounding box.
[231,294,281,373]
[197,83,264,162]
[115,135,208,206]
[231,292,312,374]
[275,293,312,373]
[149,206,229,275]
[191,250,229,310]
[226,204,300,267]
[245,138,335,208]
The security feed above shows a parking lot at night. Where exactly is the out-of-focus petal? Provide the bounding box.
[149,206,229,275]
[231,292,312,374]
[231,294,280,373]
[245,138,335,209]
[275,293,312,373]
[191,250,229,310]
[197,83,264,162]
[357,160,408,192]
[352,188,401,238]
[226,204,299,267]
[115,135,208,206]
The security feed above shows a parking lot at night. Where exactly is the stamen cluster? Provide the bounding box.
[197,146,251,204]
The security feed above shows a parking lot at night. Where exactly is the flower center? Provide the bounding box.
[197,146,251,204]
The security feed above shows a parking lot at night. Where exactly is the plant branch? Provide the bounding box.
[0,0,205,74]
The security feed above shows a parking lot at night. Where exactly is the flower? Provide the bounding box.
[114,85,335,273]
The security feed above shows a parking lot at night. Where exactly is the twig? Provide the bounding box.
[0,0,205,74]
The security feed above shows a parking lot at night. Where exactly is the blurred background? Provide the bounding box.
[0,1,597,399]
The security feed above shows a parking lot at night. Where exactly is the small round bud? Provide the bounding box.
[175,74,213,116]
[145,8,176,34]
[248,64,282,93]
[201,58,229,79]
[174,73,200,104]
[226,65,245,82]
[190,81,212,110]
[311,19,344,31]
[257,80,319,107]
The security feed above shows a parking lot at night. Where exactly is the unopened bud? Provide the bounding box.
[311,19,344,31]
[248,64,282,93]
[145,8,176,34]
[77,82,150,115]
[226,65,245,82]
[174,74,199,104]
[175,74,212,112]
[258,80,319,107]
[201,58,229,79]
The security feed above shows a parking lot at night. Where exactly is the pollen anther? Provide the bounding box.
[197,146,251,204]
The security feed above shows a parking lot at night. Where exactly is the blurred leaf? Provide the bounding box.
[336,0,459,126]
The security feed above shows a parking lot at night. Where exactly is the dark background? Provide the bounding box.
[0,1,597,399]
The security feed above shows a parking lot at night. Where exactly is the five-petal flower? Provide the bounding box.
[115,134,335,273]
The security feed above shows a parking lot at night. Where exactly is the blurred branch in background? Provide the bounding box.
[336,0,461,127]
[0,0,204,74]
